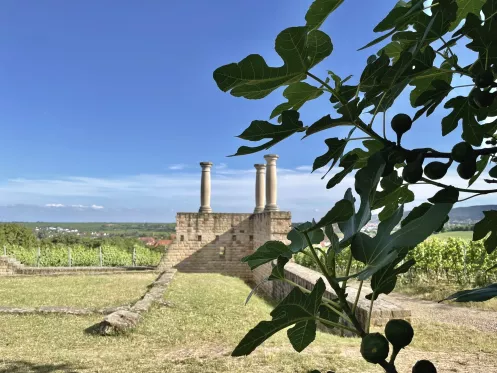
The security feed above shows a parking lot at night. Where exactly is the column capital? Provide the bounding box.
[264,154,279,161]
[254,164,266,170]
[200,161,213,169]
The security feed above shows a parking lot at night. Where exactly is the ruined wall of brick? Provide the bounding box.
[0,256,16,275]
[161,211,292,281]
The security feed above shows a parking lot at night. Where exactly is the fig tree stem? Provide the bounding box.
[389,347,401,364]
[303,232,366,337]
[378,360,398,373]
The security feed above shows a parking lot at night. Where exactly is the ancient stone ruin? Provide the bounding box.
[160,154,411,332]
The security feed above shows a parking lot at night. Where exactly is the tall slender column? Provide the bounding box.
[254,164,266,213]
[199,162,213,213]
[264,154,279,212]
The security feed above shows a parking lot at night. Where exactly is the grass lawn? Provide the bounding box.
[0,273,496,372]
[431,231,473,240]
[0,273,157,309]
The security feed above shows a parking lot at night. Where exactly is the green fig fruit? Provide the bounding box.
[451,142,474,163]
[402,154,424,184]
[412,359,437,373]
[360,333,389,364]
[457,159,477,180]
[385,319,414,349]
[423,161,449,180]
[472,89,495,108]
[391,114,412,145]
[474,70,495,88]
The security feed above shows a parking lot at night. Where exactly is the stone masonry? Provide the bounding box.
[159,211,291,280]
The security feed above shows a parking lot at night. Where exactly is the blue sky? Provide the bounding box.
[0,0,494,222]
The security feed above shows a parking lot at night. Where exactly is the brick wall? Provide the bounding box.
[0,256,16,275]
[160,211,292,281]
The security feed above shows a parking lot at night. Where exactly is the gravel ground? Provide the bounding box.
[387,292,497,333]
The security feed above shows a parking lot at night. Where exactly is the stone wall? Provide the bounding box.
[0,256,17,275]
[160,211,292,281]
[267,262,411,332]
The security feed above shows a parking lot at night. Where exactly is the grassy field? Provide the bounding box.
[431,231,473,240]
[0,273,496,372]
[0,273,156,309]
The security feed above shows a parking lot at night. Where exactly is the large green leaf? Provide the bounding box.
[338,152,386,247]
[268,256,290,281]
[241,241,292,270]
[359,53,390,93]
[401,202,447,233]
[346,140,384,169]
[372,170,414,221]
[232,278,326,356]
[413,80,453,121]
[409,65,454,108]
[442,96,497,146]
[469,155,490,186]
[473,210,497,254]
[288,222,324,253]
[307,199,354,232]
[366,248,415,300]
[450,0,487,31]
[373,1,410,32]
[362,47,436,114]
[378,40,413,63]
[454,13,497,68]
[351,200,455,280]
[230,110,305,156]
[393,0,458,45]
[326,154,358,189]
[443,283,497,303]
[305,0,344,31]
[305,98,360,137]
[270,82,324,121]
[213,27,332,99]
[313,138,347,172]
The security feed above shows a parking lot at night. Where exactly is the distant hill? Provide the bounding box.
[368,204,497,225]
[448,205,497,223]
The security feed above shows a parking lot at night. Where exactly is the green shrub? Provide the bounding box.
[294,238,497,286]
[4,243,162,267]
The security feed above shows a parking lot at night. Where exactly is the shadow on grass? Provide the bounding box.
[0,360,82,373]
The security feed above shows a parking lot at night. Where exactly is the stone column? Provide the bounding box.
[264,154,279,212]
[254,164,266,213]
[199,162,213,213]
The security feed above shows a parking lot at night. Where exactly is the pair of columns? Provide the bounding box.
[198,154,279,213]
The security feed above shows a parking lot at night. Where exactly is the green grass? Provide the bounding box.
[0,273,157,309]
[0,273,496,372]
[0,273,372,373]
[431,231,473,240]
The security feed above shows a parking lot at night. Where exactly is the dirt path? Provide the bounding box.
[386,291,497,333]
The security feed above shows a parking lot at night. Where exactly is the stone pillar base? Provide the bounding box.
[199,207,212,213]
[253,207,264,213]
[264,204,279,212]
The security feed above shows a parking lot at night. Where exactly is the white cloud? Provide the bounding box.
[2,162,497,223]
[296,165,313,172]
[168,164,188,170]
